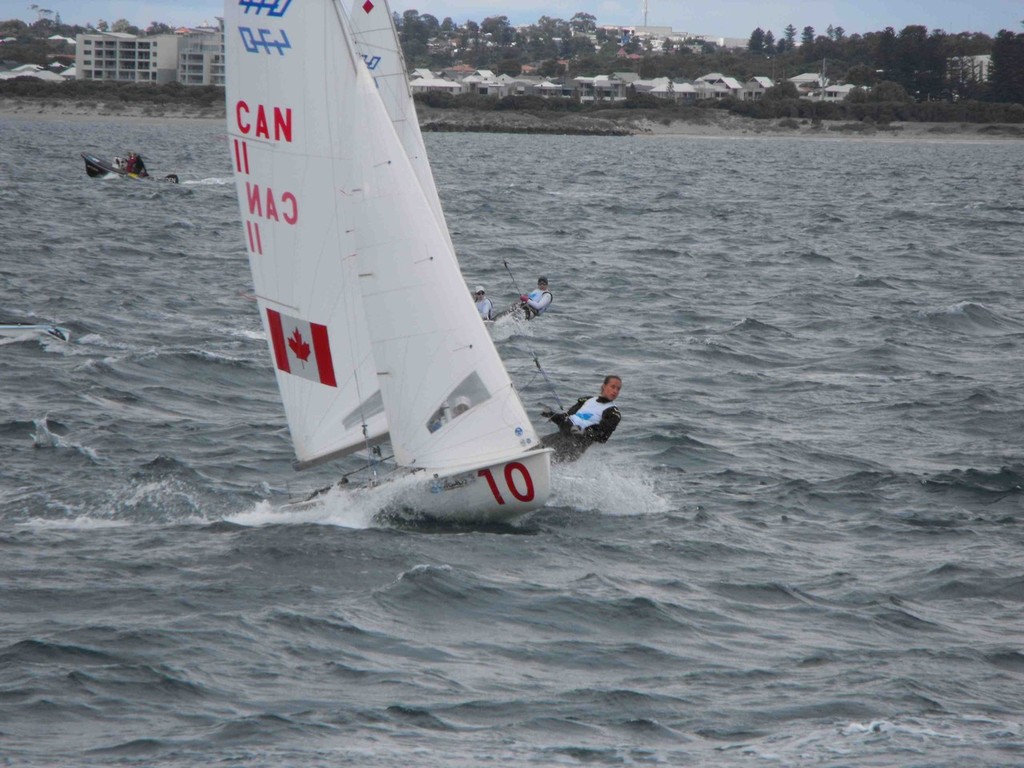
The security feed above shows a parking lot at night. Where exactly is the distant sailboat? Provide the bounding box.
[223,0,551,521]
[0,323,69,342]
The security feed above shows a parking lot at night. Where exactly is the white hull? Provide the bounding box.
[292,448,552,524]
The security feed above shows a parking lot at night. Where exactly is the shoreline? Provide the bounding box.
[2,97,1022,142]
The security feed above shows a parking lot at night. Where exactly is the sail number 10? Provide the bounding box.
[478,462,534,504]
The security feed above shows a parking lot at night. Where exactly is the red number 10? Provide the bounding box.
[478,462,534,505]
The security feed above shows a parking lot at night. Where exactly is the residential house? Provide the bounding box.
[461,69,512,97]
[535,80,570,99]
[788,72,824,97]
[649,79,697,103]
[821,83,856,101]
[742,76,774,101]
[506,75,549,96]
[0,63,64,81]
[695,72,743,99]
[573,74,628,102]
[409,70,464,95]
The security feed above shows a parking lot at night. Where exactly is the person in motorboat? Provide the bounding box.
[540,375,621,463]
[519,276,552,319]
[473,285,494,321]
[124,151,148,177]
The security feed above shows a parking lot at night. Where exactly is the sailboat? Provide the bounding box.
[0,323,70,342]
[223,0,552,522]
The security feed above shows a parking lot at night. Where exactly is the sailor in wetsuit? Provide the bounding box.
[541,375,621,463]
[519,276,552,319]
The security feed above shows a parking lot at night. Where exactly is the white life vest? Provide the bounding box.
[475,297,493,319]
[526,289,552,314]
[569,397,615,429]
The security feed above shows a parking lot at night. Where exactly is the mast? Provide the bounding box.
[642,0,648,28]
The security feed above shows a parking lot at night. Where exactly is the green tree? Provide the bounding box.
[110,18,139,34]
[747,27,765,53]
[0,19,29,37]
[764,81,799,100]
[570,12,596,35]
[495,57,521,76]
[801,26,815,46]
[783,24,797,49]
[845,86,868,103]
[871,80,911,102]
[480,15,512,46]
[845,64,877,86]
[989,29,1024,103]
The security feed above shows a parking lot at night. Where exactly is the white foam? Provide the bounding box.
[488,310,534,342]
[223,476,422,530]
[31,418,101,461]
[549,450,671,515]
[181,177,231,186]
[15,515,134,530]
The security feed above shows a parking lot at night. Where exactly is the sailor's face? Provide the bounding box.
[601,378,621,400]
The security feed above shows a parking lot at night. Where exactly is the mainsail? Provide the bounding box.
[224,0,544,479]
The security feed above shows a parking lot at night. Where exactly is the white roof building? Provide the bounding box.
[409,76,463,95]
[0,67,65,81]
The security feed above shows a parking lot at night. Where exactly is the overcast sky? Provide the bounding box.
[4,0,1020,40]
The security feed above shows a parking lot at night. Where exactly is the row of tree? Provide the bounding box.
[1,11,1022,105]
[745,24,1022,103]
[392,12,1023,105]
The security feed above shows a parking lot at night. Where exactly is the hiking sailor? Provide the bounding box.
[473,285,494,321]
[540,375,621,463]
[519,276,552,319]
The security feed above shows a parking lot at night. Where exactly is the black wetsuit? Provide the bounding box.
[541,395,620,463]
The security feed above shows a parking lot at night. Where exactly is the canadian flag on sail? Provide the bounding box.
[266,308,337,387]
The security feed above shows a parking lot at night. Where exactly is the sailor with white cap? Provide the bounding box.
[472,285,494,321]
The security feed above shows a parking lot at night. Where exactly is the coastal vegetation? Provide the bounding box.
[1,10,1022,127]
[414,87,1024,125]
[0,77,223,107]
[392,13,1024,105]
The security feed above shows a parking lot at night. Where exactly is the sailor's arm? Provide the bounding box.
[585,406,620,444]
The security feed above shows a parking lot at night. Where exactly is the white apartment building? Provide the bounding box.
[75,32,180,83]
[75,26,224,86]
[178,28,225,86]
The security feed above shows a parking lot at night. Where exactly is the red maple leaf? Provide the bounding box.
[288,328,311,362]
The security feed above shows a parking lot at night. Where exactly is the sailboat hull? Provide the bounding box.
[405,448,553,523]
[290,448,553,524]
[0,324,70,342]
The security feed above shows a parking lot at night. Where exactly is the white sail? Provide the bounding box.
[224,0,549,511]
[337,7,541,473]
[224,0,388,468]
[348,0,450,243]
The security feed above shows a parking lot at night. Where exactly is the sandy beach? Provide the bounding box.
[2,95,1022,141]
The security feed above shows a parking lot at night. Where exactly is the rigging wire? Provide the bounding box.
[502,259,564,412]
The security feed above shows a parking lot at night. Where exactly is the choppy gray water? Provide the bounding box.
[1,116,1023,767]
